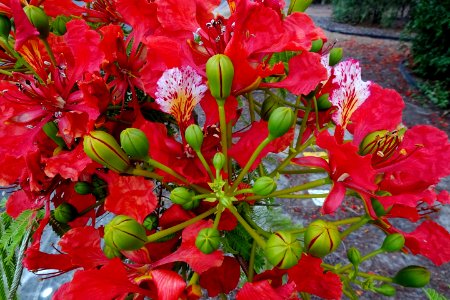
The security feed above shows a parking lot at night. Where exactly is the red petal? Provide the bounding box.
[151,220,224,273]
[292,156,331,173]
[151,269,186,300]
[105,173,158,223]
[322,181,346,215]
[6,190,43,218]
[44,143,93,181]
[264,51,328,95]
[236,280,295,300]
[199,256,241,296]
[404,221,450,266]
[201,94,239,127]
[288,254,343,299]
[115,0,158,42]
[9,0,39,50]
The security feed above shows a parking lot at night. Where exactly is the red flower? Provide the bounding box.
[236,280,296,300]
[288,254,342,299]
[199,256,241,297]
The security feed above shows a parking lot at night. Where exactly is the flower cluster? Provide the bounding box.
[0,0,449,299]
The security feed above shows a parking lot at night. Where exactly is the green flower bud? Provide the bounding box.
[195,227,221,254]
[267,107,295,140]
[170,187,194,205]
[74,181,92,195]
[54,203,78,223]
[304,220,341,258]
[213,152,225,171]
[329,48,343,66]
[252,176,277,196]
[143,214,158,231]
[103,245,122,259]
[260,96,280,121]
[289,0,313,13]
[373,284,396,296]
[359,130,390,156]
[393,266,430,288]
[265,231,302,269]
[206,54,234,102]
[104,215,147,251]
[83,131,131,173]
[359,129,404,162]
[42,121,66,148]
[371,198,387,217]
[182,198,200,210]
[185,124,204,152]
[51,15,70,36]
[310,39,323,53]
[120,128,149,160]
[0,15,11,39]
[316,93,332,110]
[382,233,405,252]
[347,247,361,265]
[24,5,49,39]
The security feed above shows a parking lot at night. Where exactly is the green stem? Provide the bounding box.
[195,150,214,181]
[42,38,56,66]
[312,96,320,131]
[295,98,312,150]
[276,193,328,199]
[340,216,371,239]
[233,188,254,196]
[287,227,307,234]
[356,271,393,282]
[279,168,326,174]
[242,210,271,239]
[78,199,105,216]
[129,168,163,181]
[146,157,189,183]
[248,240,257,282]
[218,103,229,176]
[338,249,384,273]
[213,204,223,229]
[146,207,217,243]
[192,193,215,200]
[246,178,331,201]
[0,68,13,76]
[248,92,256,123]
[330,217,363,226]
[231,137,272,191]
[227,205,266,248]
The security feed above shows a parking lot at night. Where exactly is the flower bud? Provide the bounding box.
[143,214,158,231]
[170,187,194,205]
[182,198,200,210]
[213,152,225,171]
[74,181,92,195]
[51,15,70,36]
[0,15,11,39]
[347,247,361,265]
[371,198,387,217]
[382,233,405,252]
[83,131,131,173]
[24,5,49,39]
[42,121,65,148]
[185,124,204,152]
[267,107,295,140]
[316,93,332,110]
[103,245,122,259]
[120,128,149,160]
[195,227,221,254]
[104,215,147,251]
[206,54,234,102]
[304,220,341,258]
[393,266,430,288]
[373,284,396,296]
[329,48,343,66]
[54,203,78,223]
[260,96,280,121]
[310,39,323,53]
[264,231,302,269]
[289,0,313,13]
[252,176,277,196]
[359,130,390,156]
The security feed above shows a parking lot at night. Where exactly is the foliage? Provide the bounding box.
[332,0,411,27]
[423,287,449,300]
[407,0,450,108]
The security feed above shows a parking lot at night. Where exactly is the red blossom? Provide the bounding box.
[288,254,342,299]
[104,173,158,223]
[199,256,241,296]
[236,280,296,300]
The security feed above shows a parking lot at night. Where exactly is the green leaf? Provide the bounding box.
[423,288,449,300]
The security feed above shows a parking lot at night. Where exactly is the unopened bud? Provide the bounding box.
[316,93,332,110]
[120,128,149,160]
[54,203,78,223]
[347,247,361,265]
[104,215,147,251]
[260,96,280,121]
[24,5,49,39]
[382,233,405,252]
[195,227,221,254]
[264,231,302,269]
[185,124,204,152]
[252,176,277,196]
[0,15,11,39]
[373,284,396,296]
[310,39,323,53]
[371,198,387,217]
[304,220,341,258]
[329,48,343,66]
[83,131,130,173]
[143,214,158,231]
[74,181,92,195]
[170,187,194,205]
[289,0,313,13]
[51,15,70,36]
[393,266,430,288]
[42,121,65,148]
[267,107,295,140]
[103,245,122,259]
[213,152,225,171]
[206,54,234,102]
